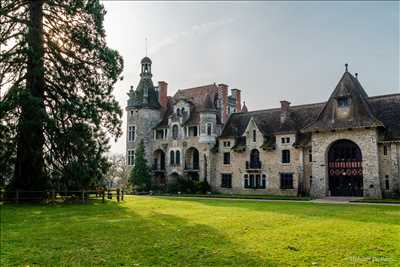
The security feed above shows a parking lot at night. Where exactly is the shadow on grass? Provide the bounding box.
[155,196,400,226]
[1,200,278,267]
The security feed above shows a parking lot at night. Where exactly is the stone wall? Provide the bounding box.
[126,107,160,163]
[152,136,214,184]
[215,121,303,196]
[378,142,400,196]
[310,128,381,198]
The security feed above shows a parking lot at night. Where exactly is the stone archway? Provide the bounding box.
[327,139,363,196]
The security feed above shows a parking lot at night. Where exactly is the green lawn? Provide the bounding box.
[1,196,399,267]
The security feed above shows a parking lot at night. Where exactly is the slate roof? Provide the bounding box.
[303,71,383,132]
[221,70,400,147]
[155,84,222,128]
[174,84,219,106]
[221,94,400,143]
[221,102,323,138]
[369,94,400,141]
[127,77,160,109]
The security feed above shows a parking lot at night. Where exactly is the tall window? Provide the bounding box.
[223,152,231,165]
[309,149,312,162]
[385,175,390,190]
[176,151,181,165]
[170,151,175,165]
[383,145,388,156]
[252,129,257,142]
[221,174,232,188]
[282,150,291,163]
[172,125,179,140]
[244,174,266,189]
[249,149,260,169]
[244,174,249,188]
[280,173,293,189]
[128,126,135,142]
[128,150,135,166]
[207,123,212,136]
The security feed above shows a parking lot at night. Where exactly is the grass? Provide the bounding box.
[156,193,312,201]
[351,198,400,204]
[1,196,399,267]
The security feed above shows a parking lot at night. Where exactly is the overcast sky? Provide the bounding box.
[102,1,399,154]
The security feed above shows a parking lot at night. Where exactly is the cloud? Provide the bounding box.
[150,18,235,54]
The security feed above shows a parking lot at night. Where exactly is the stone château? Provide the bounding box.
[127,58,400,198]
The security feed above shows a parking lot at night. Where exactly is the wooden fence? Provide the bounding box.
[0,189,126,204]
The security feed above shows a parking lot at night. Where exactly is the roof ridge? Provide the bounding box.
[368,93,400,99]
[178,83,218,92]
[231,101,325,116]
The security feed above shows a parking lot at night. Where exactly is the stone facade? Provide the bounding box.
[310,129,381,198]
[126,57,241,186]
[127,58,400,198]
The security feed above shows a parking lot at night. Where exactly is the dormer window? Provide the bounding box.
[337,97,349,107]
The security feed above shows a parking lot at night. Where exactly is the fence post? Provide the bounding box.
[82,190,85,204]
[16,190,19,204]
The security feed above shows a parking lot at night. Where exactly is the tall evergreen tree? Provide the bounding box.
[129,140,151,191]
[0,0,123,193]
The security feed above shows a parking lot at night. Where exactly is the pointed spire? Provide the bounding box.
[241,101,248,112]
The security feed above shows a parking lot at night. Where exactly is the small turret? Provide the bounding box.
[127,56,160,109]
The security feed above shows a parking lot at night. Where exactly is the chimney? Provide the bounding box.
[218,83,229,123]
[280,100,291,124]
[158,81,168,108]
[231,89,241,112]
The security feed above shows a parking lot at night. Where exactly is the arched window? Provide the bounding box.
[250,149,260,169]
[176,150,180,165]
[170,151,175,166]
[253,129,257,142]
[172,125,179,140]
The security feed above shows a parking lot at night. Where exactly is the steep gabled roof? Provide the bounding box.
[174,84,219,106]
[303,71,383,132]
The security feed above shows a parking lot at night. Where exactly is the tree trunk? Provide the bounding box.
[14,0,46,197]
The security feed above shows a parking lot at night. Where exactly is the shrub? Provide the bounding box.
[196,181,210,194]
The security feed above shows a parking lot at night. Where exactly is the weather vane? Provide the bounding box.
[145,37,148,56]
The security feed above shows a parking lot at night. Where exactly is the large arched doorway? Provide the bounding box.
[328,140,363,196]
